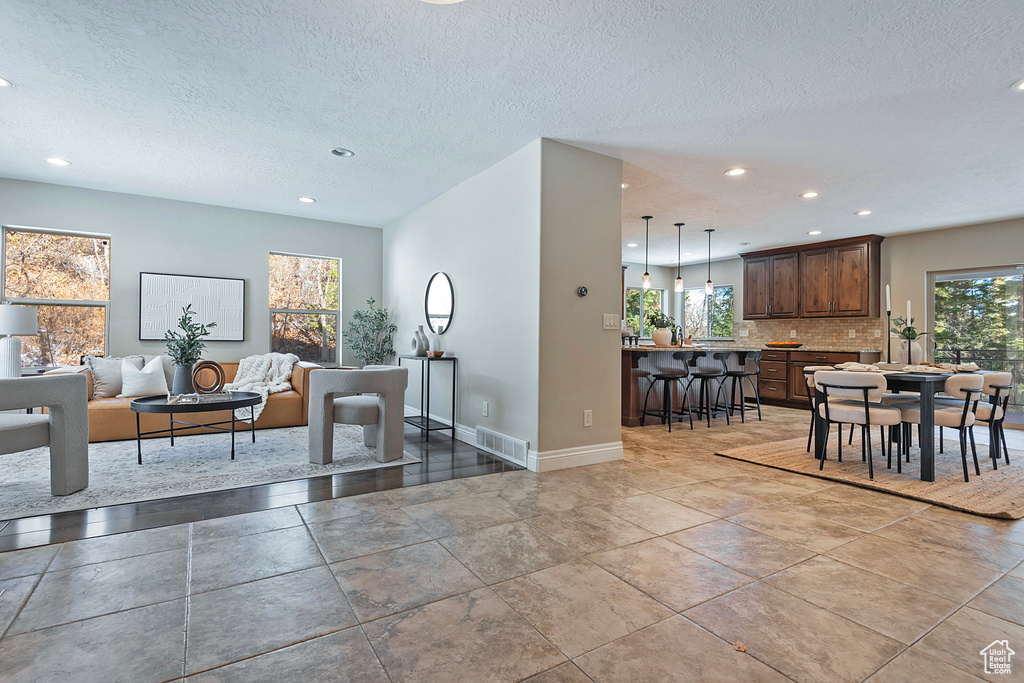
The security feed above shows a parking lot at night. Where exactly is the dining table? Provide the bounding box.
[808,368,999,482]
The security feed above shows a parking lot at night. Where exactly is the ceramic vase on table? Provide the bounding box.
[652,327,672,346]
[897,339,923,365]
[412,326,429,356]
[171,363,195,395]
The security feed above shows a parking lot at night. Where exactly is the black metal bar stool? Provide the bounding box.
[641,351,694,432]
[686,350,730,428]
[726,350,762,423]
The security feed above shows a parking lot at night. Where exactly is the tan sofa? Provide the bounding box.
[48,361,322,442]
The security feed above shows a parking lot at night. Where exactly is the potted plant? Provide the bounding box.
[890,315,927,364]
[164,304,217,394]
[343,298,397,366]
[645,310,676,347]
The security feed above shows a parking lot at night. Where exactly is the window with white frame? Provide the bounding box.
[269,252,340,364]
[2,226,110,366]
[625,287,667,338]
[683,285,734,339]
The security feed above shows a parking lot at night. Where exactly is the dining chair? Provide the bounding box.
[802,365,835,452]
[813,370,902,480]
[896,373,984,482]
[955,372,1013,469]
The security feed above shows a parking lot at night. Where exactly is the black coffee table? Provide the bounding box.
[130,392,261,463]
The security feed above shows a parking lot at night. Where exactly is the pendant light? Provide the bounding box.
[674,223,685,292]
[641,216,653,289]
[704,228,715,295]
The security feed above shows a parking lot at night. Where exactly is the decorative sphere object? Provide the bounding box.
[192,360,226,394]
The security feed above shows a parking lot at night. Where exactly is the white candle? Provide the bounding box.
[885,285,891,312]
[906,300,911,324]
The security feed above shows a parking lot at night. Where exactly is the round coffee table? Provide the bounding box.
[129,392,262,463]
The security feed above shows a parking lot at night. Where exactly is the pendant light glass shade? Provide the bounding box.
[642,216,653,290]
[704,228,715,296]
[674,222,685,292]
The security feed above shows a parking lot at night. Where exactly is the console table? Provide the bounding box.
[398,355,457,437]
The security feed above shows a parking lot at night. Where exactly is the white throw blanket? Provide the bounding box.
[225,353,299,421]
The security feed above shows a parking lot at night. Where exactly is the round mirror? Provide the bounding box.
[425,272,454,334]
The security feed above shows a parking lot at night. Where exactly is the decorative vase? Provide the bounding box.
[414,326,429,356]
[652,327,672,346]
[897,339,923,365]
[171,363,195,395]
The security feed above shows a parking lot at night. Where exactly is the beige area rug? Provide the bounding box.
[0,425,420,520]
[717,436,1024,519]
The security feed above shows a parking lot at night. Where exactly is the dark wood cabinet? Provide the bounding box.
[742,235,882,320]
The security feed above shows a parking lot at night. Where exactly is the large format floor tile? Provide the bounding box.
[968,575,1024,626]
[575,615,789,682]
[438,521,579,584]
[492,558,672,658]
[363,587,565,683]
[524,507,655,554]
[914,607,1024,680]
[400,494,518,538]
[188,628,389,682]
[191,506,304,542]
[523,662,594,683]
[330,540,483,622]
[665,519,815,578]
[914,505,1024,548]
[189,525,324,593]
[728,504,866,553]
[0,599,186,683]
[0,545,58,581]
[866,648,985,682]
[0,575,38,638]
[306,508,431,563]
[588,537,752,611]
[594,494,716,535]
[295,491,396,525]
[873,516,1024,573]
[48,525,190,571]
[685,581,903,682]
[656,474,810,517]
[185,566,356,675]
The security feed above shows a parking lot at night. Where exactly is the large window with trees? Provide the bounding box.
[2,226,110,366]
[625,287,666,338]
[683,285,734,339]
[269,253,340,364]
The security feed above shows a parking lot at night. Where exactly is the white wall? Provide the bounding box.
[383,141,543,447]
[0,177,382,365]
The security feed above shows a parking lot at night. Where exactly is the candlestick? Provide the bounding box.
[907,300,911,324]
[886,311,891,363]
[885,284,891,312]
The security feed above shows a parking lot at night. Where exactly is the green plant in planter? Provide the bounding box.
[645,310,675,331]
[890,316,927,341]
[164,304,217,365]
[344,298,397,366]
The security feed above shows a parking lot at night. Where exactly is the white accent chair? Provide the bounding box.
[936,372,1013,470]
[897,373,984,481]
[814,370,902,479]
[801,365,835,452]
[0,374,90,495]
[308,366,409,465]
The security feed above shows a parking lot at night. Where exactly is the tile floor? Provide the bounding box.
[0,406,1023,681]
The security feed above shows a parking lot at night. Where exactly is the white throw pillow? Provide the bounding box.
[84,355,144,398]
[143,354,177,389]
[119,356,169,397]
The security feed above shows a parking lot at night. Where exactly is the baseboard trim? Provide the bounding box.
[528,441,624,472]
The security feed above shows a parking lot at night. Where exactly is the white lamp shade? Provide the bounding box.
[0,305,38,336]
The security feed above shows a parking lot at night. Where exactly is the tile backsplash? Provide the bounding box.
[731,317,887,352]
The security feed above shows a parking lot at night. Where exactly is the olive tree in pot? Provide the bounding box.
[343,298,397,366]
[164,304,217,394]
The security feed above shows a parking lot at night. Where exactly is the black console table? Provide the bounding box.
[397,355,457,437]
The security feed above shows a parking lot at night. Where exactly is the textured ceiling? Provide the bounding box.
[1,1,1022,264]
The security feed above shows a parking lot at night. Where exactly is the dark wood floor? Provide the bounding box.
[0,426,521,552]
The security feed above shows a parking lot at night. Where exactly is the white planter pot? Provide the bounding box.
[897,339,923,365]
[652,328,673,346]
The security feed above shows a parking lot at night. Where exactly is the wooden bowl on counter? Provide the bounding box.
[427,350,445,358]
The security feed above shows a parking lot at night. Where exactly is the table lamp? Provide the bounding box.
[0,304,38,378]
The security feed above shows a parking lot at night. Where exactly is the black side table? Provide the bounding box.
[397,355,457,437]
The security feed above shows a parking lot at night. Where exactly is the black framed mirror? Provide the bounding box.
[425,272,454,334]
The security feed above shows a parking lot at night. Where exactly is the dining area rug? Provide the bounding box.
[0,424,420,520]
[717,436,1024,519]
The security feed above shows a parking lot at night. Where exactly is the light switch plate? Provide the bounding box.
[739,329,749,337]
[874,329,881,337]
[849,329,856,338]
[583,409,593,427]
[482,401,489,417]
[603,314,619,330]
[790,330,797,338]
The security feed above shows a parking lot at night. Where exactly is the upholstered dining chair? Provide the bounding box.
[307,366,409,464]
[0,374,89,495]
[897,373,984,482]
[936,372,1013,470]
[813,370,902,479]
[802,365,835,452]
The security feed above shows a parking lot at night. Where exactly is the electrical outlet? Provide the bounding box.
[583,409,593,427]
[790,330,797,338]
[603,314,619,330]
[849,329,856,338]
[874,329,881,337]
[739,329,749,337]
[482,401,488,417]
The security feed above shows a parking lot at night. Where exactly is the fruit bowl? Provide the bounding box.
[765,341,803,348]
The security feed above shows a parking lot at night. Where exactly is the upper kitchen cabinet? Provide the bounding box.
[741,235,882,320]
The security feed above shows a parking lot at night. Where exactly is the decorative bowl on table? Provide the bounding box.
[765,341,803,349]
[427,350,445,358]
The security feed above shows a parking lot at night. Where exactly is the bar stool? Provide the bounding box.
[686,351,730,428]
[640,351,694,432]
[726,351,762,423]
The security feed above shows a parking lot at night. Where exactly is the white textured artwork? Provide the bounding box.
[140,273,245,341]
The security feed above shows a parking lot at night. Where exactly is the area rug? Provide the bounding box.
[717,437,1024,519]
[0,425,420,520]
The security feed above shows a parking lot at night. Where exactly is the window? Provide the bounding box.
[683,285,734,339]
[625,287,666,338]
[269,253,340,364]
[2,226,110,366]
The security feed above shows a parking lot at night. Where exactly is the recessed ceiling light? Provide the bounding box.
[0,77,11,87]
[682,251,692,256]
[331,147,355,157]
[808,230,822,235]
[856,210,872,216]
[738,242,751,246]
[800,191,818,199]
[724,168,748,176]
[298,197,316,203]
[1012,78,1024,91]
[626,242,639,248]
[621,183,629,189]
[46,158,71,166]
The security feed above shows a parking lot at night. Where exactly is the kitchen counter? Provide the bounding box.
[622,344,881,354]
